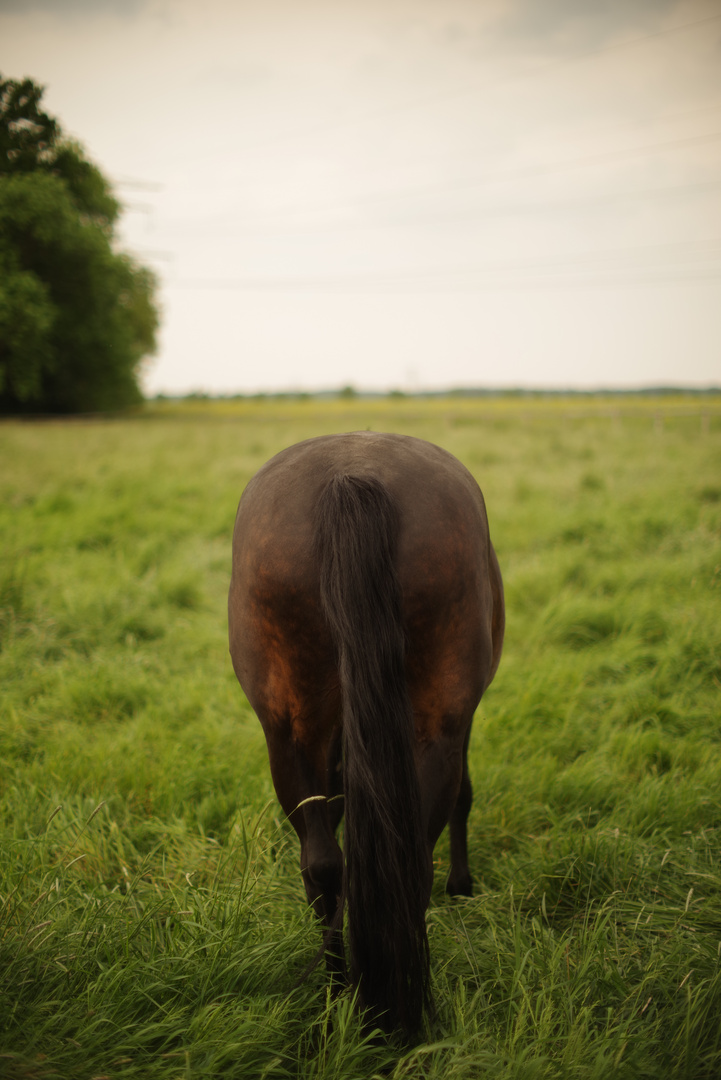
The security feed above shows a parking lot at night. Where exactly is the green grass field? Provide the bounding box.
[1,395,720,1079]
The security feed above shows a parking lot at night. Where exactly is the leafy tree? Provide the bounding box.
[0,75,158,412]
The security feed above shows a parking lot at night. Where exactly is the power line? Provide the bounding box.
[168,237,721,294]
[207,176,721,237]
[113,177,164,192]
[209,129,721,227]
[168,268,721,293]
[345,177,721,231]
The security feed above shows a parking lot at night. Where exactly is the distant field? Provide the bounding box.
[1,395,720,1079]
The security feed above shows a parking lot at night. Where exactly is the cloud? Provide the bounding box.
[0,0,147,15]
[496,0,679,48]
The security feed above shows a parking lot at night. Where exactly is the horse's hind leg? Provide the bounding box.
[300,799,345,982]
[446,724,474,898]
[263,724,346,982]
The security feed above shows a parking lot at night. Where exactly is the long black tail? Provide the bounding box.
[315,474,431,1036]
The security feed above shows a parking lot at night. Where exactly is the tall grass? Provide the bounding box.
[1,396,720,1077]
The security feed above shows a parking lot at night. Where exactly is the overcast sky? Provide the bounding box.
[2,0,720,393]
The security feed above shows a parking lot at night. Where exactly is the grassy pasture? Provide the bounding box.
[1,394,720,1079]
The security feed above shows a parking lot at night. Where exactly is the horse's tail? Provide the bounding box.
[315,474,431,1036]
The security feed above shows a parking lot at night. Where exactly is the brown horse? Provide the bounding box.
[228,432,504,1036]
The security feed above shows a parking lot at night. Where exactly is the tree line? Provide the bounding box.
[0,75,158,413]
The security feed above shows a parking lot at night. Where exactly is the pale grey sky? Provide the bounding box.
[2,0,720,393]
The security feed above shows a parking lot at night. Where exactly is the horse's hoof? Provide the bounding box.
[447,875,473,898]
